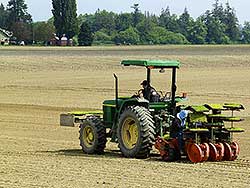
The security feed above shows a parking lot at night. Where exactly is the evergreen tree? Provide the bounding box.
[241,22,250,44]
[6,0,32,42]
[148,13,158,26]
[212,0,224,21]
[0,3,8,29]
[78,21,93,46]
[78,13,95,31]
[52,0,78,39]
[115,13,133,32]
[93,10,116,34]
[136,14,156,43]
[6,0,32,26]
[188,18,207,44]
[159,7,179,33]
[223,2,240,42]
[178,8,193,40]
[202,11,229,44]
[131,4,143,27]
[159,7,171,27]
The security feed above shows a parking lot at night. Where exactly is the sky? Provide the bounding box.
[1,0,250,24]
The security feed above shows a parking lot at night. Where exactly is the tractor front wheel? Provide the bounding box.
[117,106,155,158]
[79,116,107,154]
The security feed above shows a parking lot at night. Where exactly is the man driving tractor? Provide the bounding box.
[140,80,160,102]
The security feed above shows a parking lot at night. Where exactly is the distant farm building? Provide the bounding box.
[0,28,13,45]
[50,34,73,46]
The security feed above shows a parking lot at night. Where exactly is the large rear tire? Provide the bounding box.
[79,116,107,154]
[117,106,155,158]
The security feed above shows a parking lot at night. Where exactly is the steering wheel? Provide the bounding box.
[163,92,171,100]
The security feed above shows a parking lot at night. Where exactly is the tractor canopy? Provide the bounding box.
[121,59,182,115]
[121,60,180,68]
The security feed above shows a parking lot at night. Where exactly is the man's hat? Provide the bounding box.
[177,110,188,120]
[177,110,189,127]
[141,80,148,86]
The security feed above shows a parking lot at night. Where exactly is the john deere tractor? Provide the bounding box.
[60,60,244,162]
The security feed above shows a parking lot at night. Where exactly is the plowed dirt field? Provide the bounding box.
[0,46,250,188]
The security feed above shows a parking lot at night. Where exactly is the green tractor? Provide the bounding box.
[60,60,244,162]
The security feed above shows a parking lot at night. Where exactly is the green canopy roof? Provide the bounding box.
[121,60,180,68]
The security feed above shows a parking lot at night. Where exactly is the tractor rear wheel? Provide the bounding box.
[79,116,107,154]
[117,106,155,158]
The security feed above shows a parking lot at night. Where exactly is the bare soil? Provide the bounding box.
[0,46,249,188]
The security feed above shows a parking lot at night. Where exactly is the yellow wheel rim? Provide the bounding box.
[82,125,95,147]
[122,117,139,149]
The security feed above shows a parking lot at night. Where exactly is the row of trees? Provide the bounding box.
[78,1,250,45]
[1,0,250,45]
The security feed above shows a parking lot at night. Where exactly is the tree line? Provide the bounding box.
[1,0,250,45]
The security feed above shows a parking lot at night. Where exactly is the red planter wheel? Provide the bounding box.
[231,141,240,161]
[214,142,224,161]
[187,143,203,163]
[223,142,233,161]
[208,143,219,161]
[200,143,210,162]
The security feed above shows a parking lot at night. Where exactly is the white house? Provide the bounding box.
[0,28,13,45]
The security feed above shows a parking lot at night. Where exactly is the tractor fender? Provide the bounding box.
[118,98,149,114]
